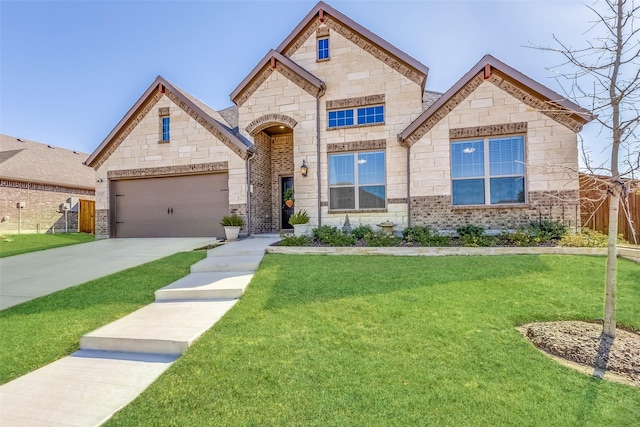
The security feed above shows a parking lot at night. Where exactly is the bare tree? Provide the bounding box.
[540,0,640,339]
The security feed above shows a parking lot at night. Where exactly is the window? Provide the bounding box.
[162,117,170,141]
[317,38,329,60]
[329,151,386,210]
[328,109,354,128]
[159,107,170,142]
[357,106,384,124]
[328,105,384,129]
[451,136,525,205]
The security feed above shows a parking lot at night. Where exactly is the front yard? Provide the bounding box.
[106,254,640,426]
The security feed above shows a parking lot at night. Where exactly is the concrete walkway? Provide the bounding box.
[0,237,218,310]
[0,235,279,427]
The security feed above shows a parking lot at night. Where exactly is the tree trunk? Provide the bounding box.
[603,189,619,338]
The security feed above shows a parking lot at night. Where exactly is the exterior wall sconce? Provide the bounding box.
[300,159,308,177]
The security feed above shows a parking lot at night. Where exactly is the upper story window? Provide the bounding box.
[328,105,385,129]
[159,107,170,143]
[451,135,525,206]
[317,38,329,60]
[329,151,386,210]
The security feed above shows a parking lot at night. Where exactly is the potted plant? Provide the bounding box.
[283,187,295,208]
[288,210,310,236]
[219,214,244,241]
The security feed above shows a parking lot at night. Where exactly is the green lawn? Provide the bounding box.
[0,233,95,257]
[0,251,206,384]
[106,254,640,426]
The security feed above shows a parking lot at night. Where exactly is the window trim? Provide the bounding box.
[450,134,526,206]
[328,150,387,211]
[159,108,170,143]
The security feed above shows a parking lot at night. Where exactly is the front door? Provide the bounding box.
[281,176,294,230]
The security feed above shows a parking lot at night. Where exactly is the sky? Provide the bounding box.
[0,0,615,168]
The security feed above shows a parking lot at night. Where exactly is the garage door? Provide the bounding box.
[113,173,229,238]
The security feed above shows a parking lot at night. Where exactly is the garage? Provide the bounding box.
[112,173,229,238]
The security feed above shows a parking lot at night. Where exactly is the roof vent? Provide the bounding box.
[47,145,55,149]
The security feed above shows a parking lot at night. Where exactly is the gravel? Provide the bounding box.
[520,321,640,387]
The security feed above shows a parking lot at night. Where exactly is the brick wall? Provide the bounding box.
[0,181,94,234]
[410,190,579,232]
[95,209,109,238]
[250,132,272,233]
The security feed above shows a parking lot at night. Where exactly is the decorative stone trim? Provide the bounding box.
[326,94,385,110]
[164,90,250,160]
[158,107,169,116]
[403,73,484,147]
[488,72,585,133]
[282,20,322,57]
[323,16,426,87]
[233,67,274,107]
[450,122,527,139]
[327,139,386,153]
[246,113,298,136]
[107,162,228,179]
[387,198,408,204]
[267,246,608,257]
[0,179,95,195]
[92,91,164,169]
[275,62,325,98]
[316,27,329,38]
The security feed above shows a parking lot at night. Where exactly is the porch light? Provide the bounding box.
[300,159,308,177]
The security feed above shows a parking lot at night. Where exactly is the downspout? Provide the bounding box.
[246,152,254,236]
[316,96,322,226]
[407,143,411,227]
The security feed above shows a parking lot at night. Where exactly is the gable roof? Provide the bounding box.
[277,1,429,90]
[86,76,253,169]
[0,134,94,190]
[230,50,326,106]
[398,55,595,147]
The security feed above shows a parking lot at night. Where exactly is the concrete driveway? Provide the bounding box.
[0,238,218,310]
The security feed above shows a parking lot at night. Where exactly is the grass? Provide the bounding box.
[106,254,640,426]
[0,233,95,257]
[0,251,206,384]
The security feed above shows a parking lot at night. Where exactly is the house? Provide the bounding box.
[86,2,594,239]
[0,135,96,234]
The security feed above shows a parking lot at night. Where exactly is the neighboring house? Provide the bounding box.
[86,1,594,239]
[1,135,96,234]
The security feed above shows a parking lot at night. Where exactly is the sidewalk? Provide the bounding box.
[0,237,219,310]
[0,235,280,427]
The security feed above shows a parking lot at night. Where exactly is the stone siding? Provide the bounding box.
[0,180,94,234]
[95,209,109,238]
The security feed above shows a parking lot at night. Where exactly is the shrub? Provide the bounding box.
[456,224,485,238]
[351,225,373,240]
[288,210,310,225]
[312,226,356,246]
[460,235,497,247]
[403,226,450,246]
[363,231,401,247]
[278,235,312,246]
[220,214,244,227]
[528,220,568,239]
[559,229,626,247]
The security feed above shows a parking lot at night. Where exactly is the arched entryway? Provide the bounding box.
[247,116,296,233]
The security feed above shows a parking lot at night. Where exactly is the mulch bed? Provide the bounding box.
[520,321,640,387]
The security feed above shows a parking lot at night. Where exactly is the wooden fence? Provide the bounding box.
[579,174,639,244]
